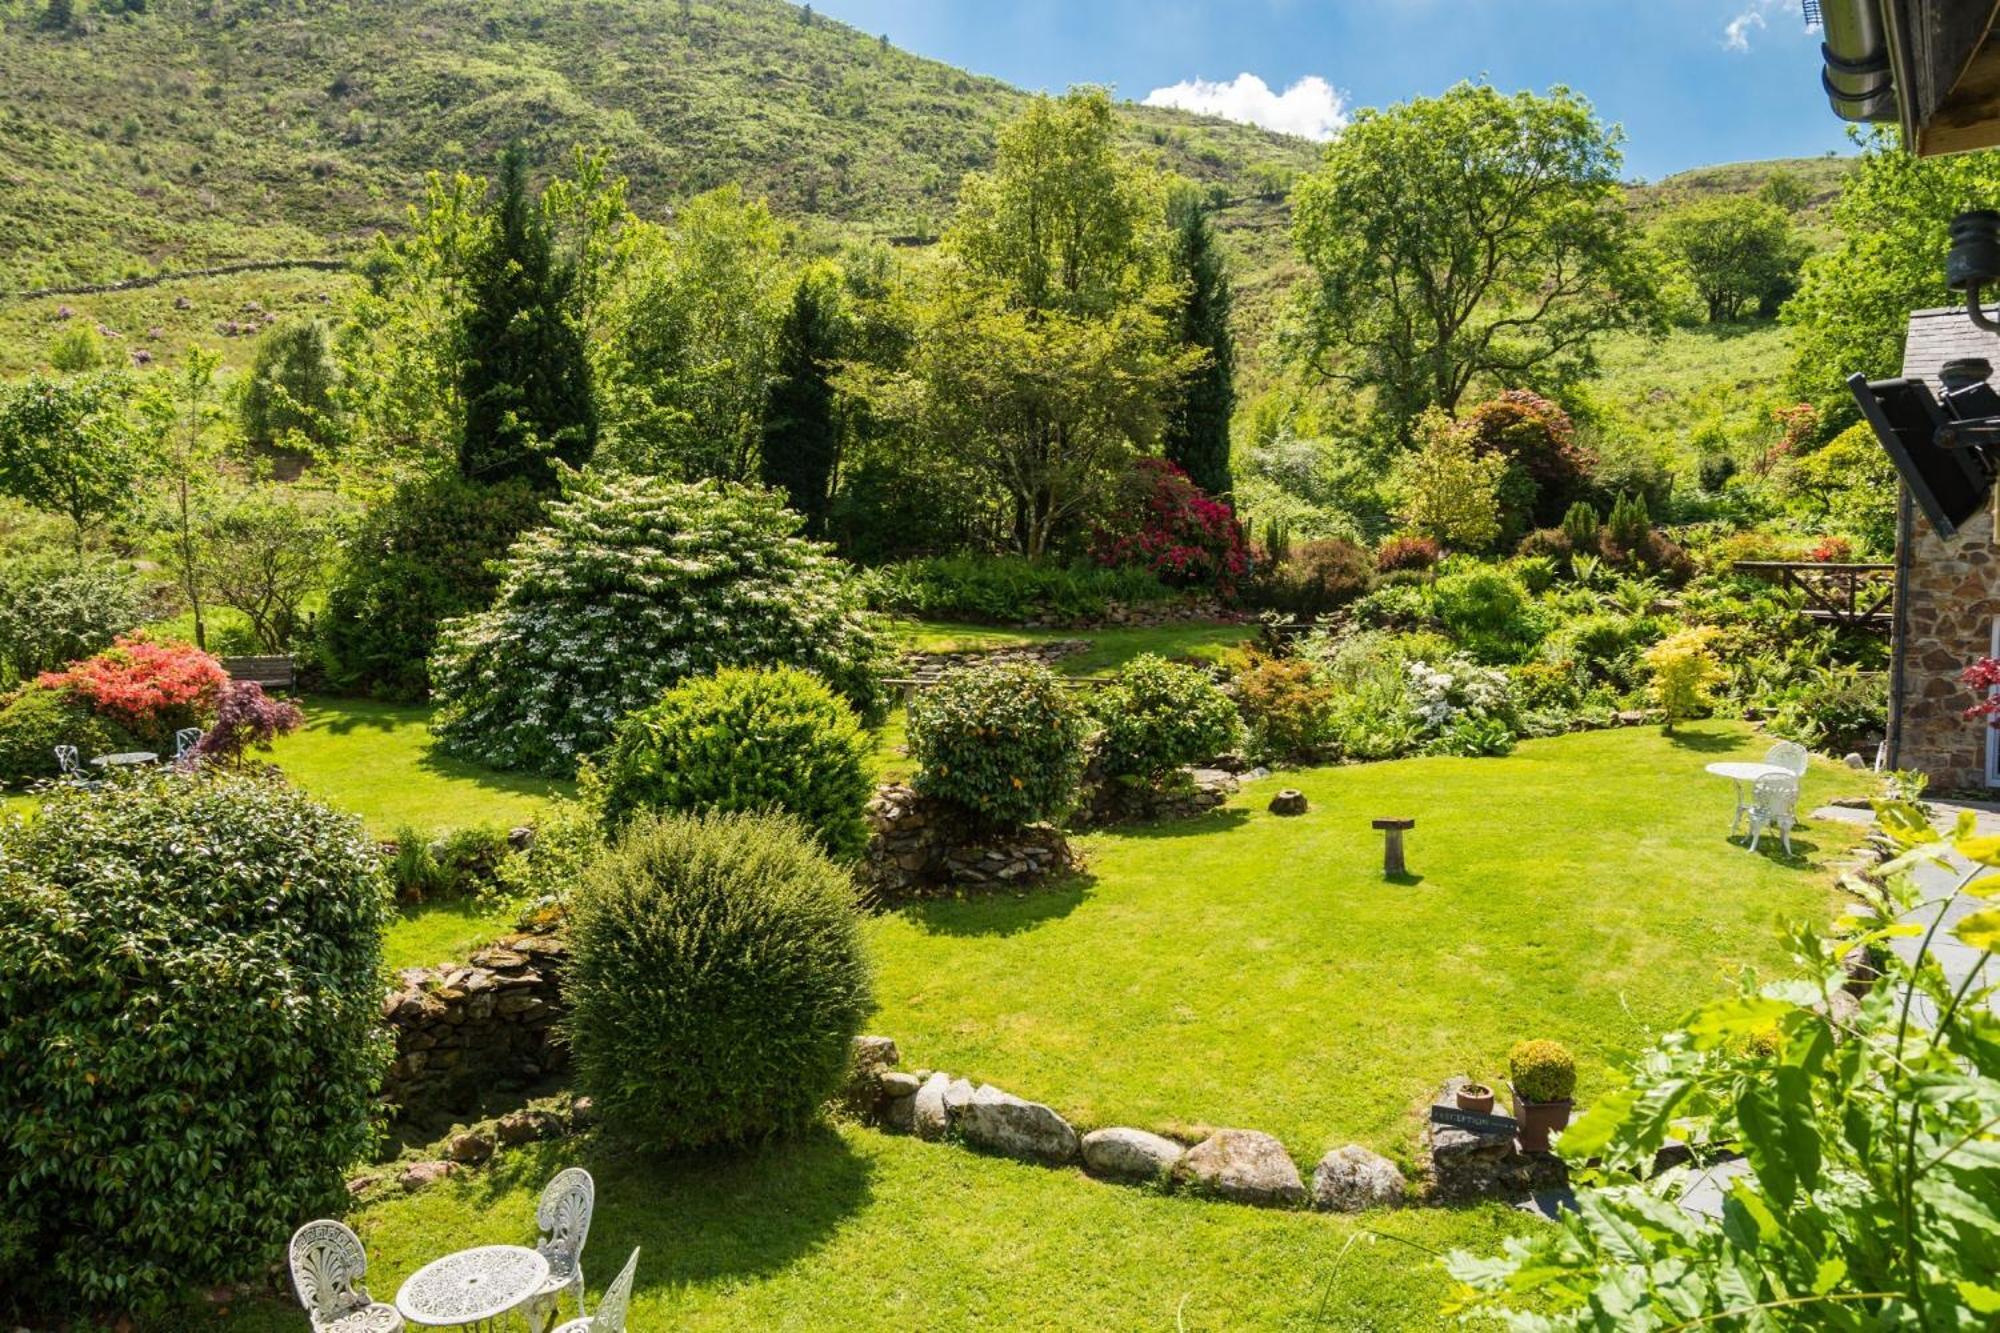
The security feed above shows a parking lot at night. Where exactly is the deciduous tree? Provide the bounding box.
[1387,408,1505,550]
[1654,197,1805,322]
[0,371,140,552]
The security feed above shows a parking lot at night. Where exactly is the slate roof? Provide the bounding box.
[1902,305,2000,388]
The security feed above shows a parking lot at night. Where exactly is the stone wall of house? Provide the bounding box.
[380,934,569,1125]
[1895,498,2000,791]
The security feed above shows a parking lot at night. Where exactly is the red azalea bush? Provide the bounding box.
[1809,535,1854,563]
[1092,459,1248,595]
[1377,534,1441,573]
[38,633,227,745]
[194,680,304,764]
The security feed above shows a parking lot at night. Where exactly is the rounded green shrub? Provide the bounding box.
[1508,1039,1577,1103]
[564,809,872,1148]
[1233,653,1338,760]
[318,473,546,700]
[1430,567,1544,663]
[1089,653,1240,785]
[1252,537,1374,616]
[0,683,137,784]
[0,773,390,1316]
[0,558,145,682]
[908,662,1088,830]
[601,666,872,858]
[430,474,890,775]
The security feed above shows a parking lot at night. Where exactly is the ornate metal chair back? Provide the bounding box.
[1752,772,1799,820]
[175,727,203,762]
[289,1220,374,1327]
[591,1248,641,1333]
[1763,740,1809,778]
[53,745,80,777]
[536,1167,595,1280]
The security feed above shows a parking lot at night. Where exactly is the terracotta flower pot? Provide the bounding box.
[1455,1083,1495,1115]
[1512,1091,1573,1153]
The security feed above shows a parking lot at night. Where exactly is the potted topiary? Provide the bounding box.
[1456,1073,1496,1115]
[1507,1039,1576,1152]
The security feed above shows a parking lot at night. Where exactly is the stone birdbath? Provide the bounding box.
[1372,818,1415,878]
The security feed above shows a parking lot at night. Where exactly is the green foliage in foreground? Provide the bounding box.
[867,554,1177,624]
[566,810,872,1149]
[0,773,389,1318]
[601,665,873,859]
[1451,801,2000,1328]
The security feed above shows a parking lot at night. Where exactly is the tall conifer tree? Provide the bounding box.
[759,266,843,536]
[1162,196,1235,497]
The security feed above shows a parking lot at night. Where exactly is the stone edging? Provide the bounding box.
[845,1036,1407,1213]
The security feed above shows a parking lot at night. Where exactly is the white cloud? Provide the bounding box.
[1142,73,1348,141]
[1724,0,1816,52]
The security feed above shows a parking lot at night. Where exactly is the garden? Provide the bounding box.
[2,81,1995,1333]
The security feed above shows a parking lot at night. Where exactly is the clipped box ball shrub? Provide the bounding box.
[1090,653,1240,786]
[0,773,390,1316]
[431,475,890,776]
[1507,1039,1577,1103]
[564,809,872,1148]
[908,661,1088,830]
[601,666,872,858]
[318,473,546,700]
[0,683,137,784]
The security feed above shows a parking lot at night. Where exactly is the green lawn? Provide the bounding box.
[381,898,524,973]
[211,1125,1532,1333]
[862,721,1866,1167]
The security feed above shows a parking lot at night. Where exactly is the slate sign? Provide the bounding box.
[1428,1105,1518,1135]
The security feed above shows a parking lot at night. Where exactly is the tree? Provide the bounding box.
[1387,408,1504,549]
[1655,197,1805,322]
[1162,192,1235,497]
[599,185,786,480]
[1289,82,1660,429]
[1758,166,1813,214]
[760,264,844,536]
[1777,421,1899,551]
[241,319,342,453]
[457,142,598,488]
[894,88,1193,558]
[0,371,141,553]
[1786,127,2000,428]
[136,348,225,651]
[199,484,346,653]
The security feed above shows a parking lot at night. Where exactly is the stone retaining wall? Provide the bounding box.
[859,784,1075,902]
[380,934,569,1126]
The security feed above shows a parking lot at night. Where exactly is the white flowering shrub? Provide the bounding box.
[430,475,891,775]
[1405,656,1517,756]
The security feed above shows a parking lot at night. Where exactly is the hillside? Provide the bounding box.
[0,0,1317,292]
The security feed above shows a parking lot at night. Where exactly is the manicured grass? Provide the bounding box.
[210,1125,1531,1332]
[862,721,1868,1168]
[267,699,571,837]
[381,898,523,973]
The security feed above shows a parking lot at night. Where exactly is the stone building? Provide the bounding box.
[1886,306,2000,790]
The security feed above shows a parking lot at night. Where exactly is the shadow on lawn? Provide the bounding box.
[470,1131,874,1288]
[1105,808,1251,840]
[414,747,571,805]
[898,871,1096,938]
[1662,728,1741,754]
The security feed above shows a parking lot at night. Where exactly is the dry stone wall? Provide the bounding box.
[379,934,569,1125]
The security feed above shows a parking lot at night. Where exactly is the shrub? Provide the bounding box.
[564,810,872,1148]
[1772,667,1886,754]
[0,558,144,683]
[318,473,546,700]
[1430,567,1544,663]
[1515,527,1572,564]
[1251,537,1374,616]
[1089,654,1240,786]
[0,683,136,784]
[1808,535,1853,563]
[601,666,872,858]
[1092,458,1249,594]
[430,475,891,775]
[191,679,303,764]
[1376,533,1440,573]
[1389,409,1506,551]
[909,661,1088,830]
[1605,492,1650,548]
[1642,626,1723,732]
[1233,653,1338,759]
[37,632,226,747]
[1507,1038,1576,1103]
[868,554,1174,624]
[1458,389,1596,538]
[1560,500,1601,550]
[240,318,341,451]
[1548,612,1656,687]
[1350,581,1433,633]
[1511,555,1558,594]
[386,824,512,904]
[1405,656,1518,756]
[0,773,389,1315]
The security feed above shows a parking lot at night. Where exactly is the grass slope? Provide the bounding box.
[864,721,1863,1165]
[209,1126,1533,1332]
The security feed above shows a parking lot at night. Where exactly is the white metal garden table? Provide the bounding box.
[89,750,158,769]
[394,1244,549,1332]
[1705,761,1791,835]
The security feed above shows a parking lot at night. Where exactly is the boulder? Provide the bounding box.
[398,1160,456,1192]
[1311,1145,1405,1212]
[1081,1127,1185,1182]
[495,1109,563,1146]
[1175,1130,1304,1208]
[879,1071,922,1099]
[445,1129,493,1165]
[852,1034,901,1070]
[880,1091,918,1134]
[956,1085,1080,1166]
[912,1072,954,1141]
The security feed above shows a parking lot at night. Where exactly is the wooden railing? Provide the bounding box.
[1732,561,1895,634]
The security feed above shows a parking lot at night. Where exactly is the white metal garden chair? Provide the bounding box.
[553,1248,639,1333]
[288,1219,404,1333]
[52,745,94,787]
[1747,772,1799,856]
[174,727,203,763]
[524,1167,595,1333]
[1763,739,1809,779]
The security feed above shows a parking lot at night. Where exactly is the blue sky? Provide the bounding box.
[807,0,1856,181]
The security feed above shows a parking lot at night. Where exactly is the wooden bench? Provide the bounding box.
[220,655,297,693]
